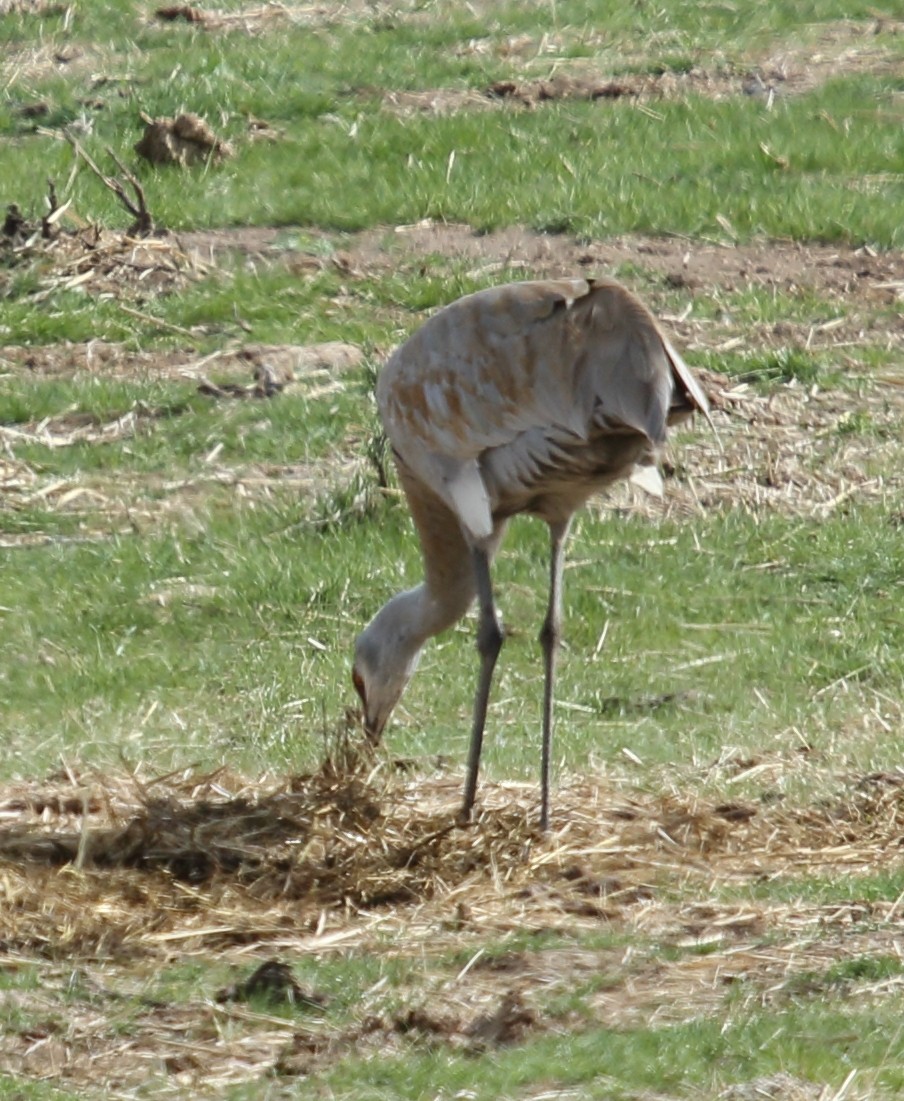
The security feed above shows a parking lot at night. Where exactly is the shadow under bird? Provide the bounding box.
[353,277,712,830]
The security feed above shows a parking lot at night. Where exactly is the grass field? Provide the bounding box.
[2,1,904,1097]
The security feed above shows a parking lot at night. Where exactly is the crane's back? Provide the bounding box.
[377,277,708,537]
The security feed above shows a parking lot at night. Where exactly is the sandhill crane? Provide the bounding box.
[353,277,711,830]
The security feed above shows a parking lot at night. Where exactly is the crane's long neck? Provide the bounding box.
[353,575,477,741]
[373,573,474,655]
[356,559,479,701]
[355,468,505,739]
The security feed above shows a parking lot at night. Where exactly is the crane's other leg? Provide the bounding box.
[460,544,504,823]
[539,518,572,832]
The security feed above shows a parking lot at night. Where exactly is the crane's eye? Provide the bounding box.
[351,667,366,703]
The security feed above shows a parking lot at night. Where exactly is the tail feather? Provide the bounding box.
[663,337,715,430]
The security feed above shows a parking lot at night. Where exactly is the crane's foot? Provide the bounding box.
[538,796,551,834]
[456,803,474,827]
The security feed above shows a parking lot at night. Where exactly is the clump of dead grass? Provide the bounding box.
[610,367,904,522]
[1,750,903,961]
[1,213,205,302]
[134,112,234,167]
[1,136,219,304]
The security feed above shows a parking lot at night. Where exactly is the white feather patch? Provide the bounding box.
[444,461,493,541]
[629,463,664,498]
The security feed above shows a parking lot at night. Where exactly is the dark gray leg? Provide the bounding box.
[460,545,504,822]
[538,519,571,831]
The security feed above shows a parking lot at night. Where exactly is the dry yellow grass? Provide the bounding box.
[1,753,903,1092]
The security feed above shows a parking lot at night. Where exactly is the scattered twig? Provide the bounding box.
[65,132,154,236]
[117,303,197,338]
[40,178,69,238]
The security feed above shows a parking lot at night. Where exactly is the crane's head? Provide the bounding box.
[352,594,423,744]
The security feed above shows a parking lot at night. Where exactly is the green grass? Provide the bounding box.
[3,2,904,1098]
[0,376,192,425]
[0,1080,70,1100]
[3,3,904,244]
[2,493,902,782]
[244,1002,904,1100]
[7,78,902,245]
[727,868,904,908]
[0,380,370,476]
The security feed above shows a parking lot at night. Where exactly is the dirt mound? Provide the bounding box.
[134,111,234,166]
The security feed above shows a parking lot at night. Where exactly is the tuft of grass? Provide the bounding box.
[733,347,825,385]
[295,1002,904,1101]
[731,868,904,908]
[823,955,904,987]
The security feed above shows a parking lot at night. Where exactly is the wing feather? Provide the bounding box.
[378,277,708,540]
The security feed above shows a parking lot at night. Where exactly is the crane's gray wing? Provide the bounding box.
[378,278,704,541]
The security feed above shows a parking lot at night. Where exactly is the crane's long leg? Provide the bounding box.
[460,545,504,823]
[538,518,571,832]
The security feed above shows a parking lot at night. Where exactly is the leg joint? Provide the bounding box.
[538,617,560,651]
[477,616,504,660]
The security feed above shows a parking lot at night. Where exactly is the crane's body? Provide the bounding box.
[353,277,710,829]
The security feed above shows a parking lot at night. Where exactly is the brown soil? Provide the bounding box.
[174,222,904,315]
[381,18,904,114]
[7,221,904,332]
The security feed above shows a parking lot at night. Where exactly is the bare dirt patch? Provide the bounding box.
[10,211,898,328]
[382,18,904,115]
[175,222,904,317]
[0,338,363,382]
[382,70,748,115]
[1,761,903,1092]
[10,218,904,346]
